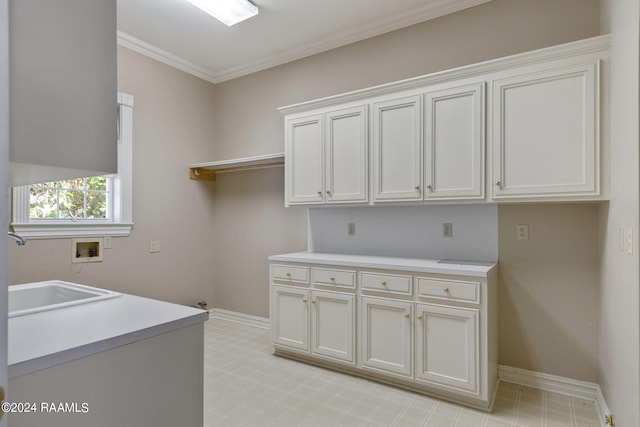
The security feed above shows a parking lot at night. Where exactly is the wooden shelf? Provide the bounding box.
[189,152,284,181]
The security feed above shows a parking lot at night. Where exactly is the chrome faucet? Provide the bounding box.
[7,232,26,246]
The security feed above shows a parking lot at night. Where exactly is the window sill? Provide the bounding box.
[11,223,133,240]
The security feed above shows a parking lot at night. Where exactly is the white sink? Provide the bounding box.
[9,280,122,318]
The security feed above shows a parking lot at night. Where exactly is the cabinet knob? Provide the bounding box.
[426,184,433,191]
[302,298,308,303]
[404,313,410,319]
[443,287,449,293]
[495,180,502,187]
[311,300,316,304]
[286,272,292,278]
[326,190,331,194]
[417,315,423,320]
[330,277,335,281]
[381,281,387,286]
[415,185,420,190]
[317,191,322,195]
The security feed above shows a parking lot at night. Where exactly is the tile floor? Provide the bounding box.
[204,318,601,427]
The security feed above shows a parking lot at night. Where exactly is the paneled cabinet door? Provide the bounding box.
[360,296,412,377]
[373,95,423,202]
[415,303,479,394]
[424,83,485,200]
[285,115,324,205]
[325,106,368,204]
[271,285,310,352]
[492,61,599,199]
[310,290,355,364]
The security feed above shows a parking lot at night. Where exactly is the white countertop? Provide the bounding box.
[268,252,497,277]
[9,292,208,379]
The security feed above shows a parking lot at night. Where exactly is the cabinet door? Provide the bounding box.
[415,303,479,394]
[373,95,422,202]
[310,290,355,364]
[360,296,412,377]
[285,115,324,205]
[271,285,309,352]
[492,61,599,199]
[10,0,117,185]
[325,106,368,204]
[424,83,484,200]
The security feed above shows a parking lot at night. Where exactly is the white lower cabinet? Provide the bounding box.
[269,254,497,410]
[360,296,412,377]
[415,303,479,393]
[310,290,355,363]
[271,282,356,365]
[271,284,310,352]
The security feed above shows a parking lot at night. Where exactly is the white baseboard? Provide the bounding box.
[209,308,270,329]
[498,365,611,426]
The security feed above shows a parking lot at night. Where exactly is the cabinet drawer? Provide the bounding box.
[271,264,310,283]
[361,272,412,295]
[417,278,479,303]
[312,268,355,288]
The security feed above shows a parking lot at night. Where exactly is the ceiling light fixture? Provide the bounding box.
[186,0,258,26]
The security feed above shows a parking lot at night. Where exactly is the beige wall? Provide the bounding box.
[8,0,607,387]
[212,0,603,383]
[598,0,640,425]
[498,204,599,382]
[9,47,219,306]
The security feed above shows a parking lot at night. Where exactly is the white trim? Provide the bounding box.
[116,0,493,84]
[498,365,611,426]
[117,31,219,84]
[11,223,133,239]
[11,93,134,240]
[279,35,610,115]
[209,308,270,329]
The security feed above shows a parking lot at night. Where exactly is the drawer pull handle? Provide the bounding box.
[330,277,335,281]
[381,281,387,286]
[404,313,410,319]
[417,315,423,320]
[286,272,292,277]
[302,298,308,303]
[443,287,449,293]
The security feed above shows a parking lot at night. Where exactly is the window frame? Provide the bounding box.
[11,92,134,239]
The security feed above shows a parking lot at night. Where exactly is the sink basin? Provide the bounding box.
[9,280,122,318]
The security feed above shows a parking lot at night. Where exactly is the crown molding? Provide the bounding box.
[117,0,493,84]
[117,31,219,84]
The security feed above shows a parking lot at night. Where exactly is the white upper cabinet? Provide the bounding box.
[285,106,368,206]
[9,0,117,185]
[491,60,600,200]
[325,106,368,204]
[280,36,609,206]
[424,83,485,200]
[373,95,423,202]
[285,115,324,205]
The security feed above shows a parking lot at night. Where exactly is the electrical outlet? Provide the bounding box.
[443,223,453,238]
[517,224,529,241]
[348,223,356,236]
[150,241,161,253]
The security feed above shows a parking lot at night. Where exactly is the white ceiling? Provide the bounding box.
[117,0,492,83]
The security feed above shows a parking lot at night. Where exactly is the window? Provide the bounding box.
[11,93,134,239]
[29,177,110,220]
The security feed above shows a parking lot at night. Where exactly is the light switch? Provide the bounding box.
[150,241,161,253]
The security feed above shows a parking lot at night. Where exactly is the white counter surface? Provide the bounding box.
[9,292,207,379]
[268,252,497,277]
